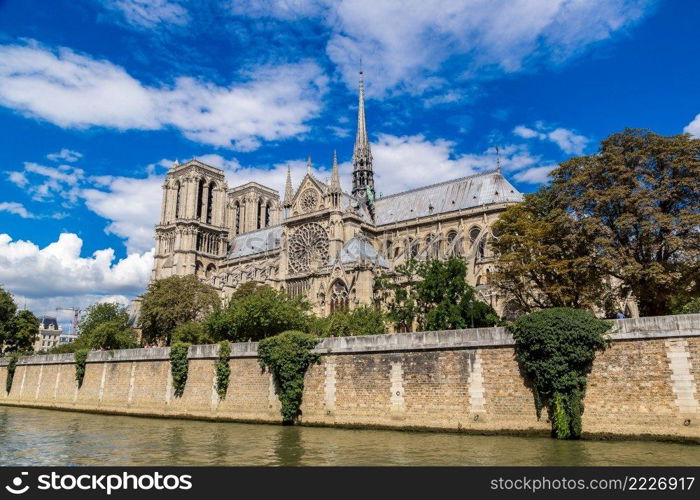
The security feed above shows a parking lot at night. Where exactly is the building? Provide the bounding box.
[33,316,62,352]
[150,72,523,317]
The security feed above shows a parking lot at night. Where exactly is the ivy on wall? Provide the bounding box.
[170,342,190,397]
[508,307,610,439]
[257,331,319,424]
[215,341,231,399]
[74,349,89,388]
[5,354,19,393]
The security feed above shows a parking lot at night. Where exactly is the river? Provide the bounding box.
[0,406,697,466]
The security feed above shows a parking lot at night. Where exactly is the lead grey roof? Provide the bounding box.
[228,225,281,259]
[373,169,523,226]
[328,236,389,268]
[38,316,59,330]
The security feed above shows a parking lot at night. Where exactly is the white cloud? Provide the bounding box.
[106,0,189,28]
[0,202,35,219]
[81,174,164,254]
[46,148,83,163]
[8,162,84,204]
[684,113,700,138]
[0,233,153,303]
[513,164,558,184]
[232,0,654,96]
[514,122,589,154]
[0,42,327,150]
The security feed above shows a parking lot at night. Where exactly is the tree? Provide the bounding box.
[172,321,212,344]
[139,275,220,345]
[0,288,18,348]
[375,257,499,331]
[51,302,136,352]
[310,305,387,337]
[490,189,608,315]
[492,129,700,317]
[6,310,39,353]
[205,284,310,342]
[550,129,700,316]
[86,321,137,350]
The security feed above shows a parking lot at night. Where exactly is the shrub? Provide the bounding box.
[310,306,387,337]
[215,341,231,399]
[172,321,211,345]
[508,307,610,439]
[5,353,19,393]
[257,331,319,423]
[74,349,89,388]
[169,342,189,397]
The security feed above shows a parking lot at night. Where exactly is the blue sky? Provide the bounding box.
[0,0,698,326]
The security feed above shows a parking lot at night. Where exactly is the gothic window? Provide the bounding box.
[287,278,310,299]
[175,182,181,219]
[196,179,204,219]
[330,280,349,313]
[447,230,463,256]
[206,264,216,278]
[234,201,241,235]
[385,239,393,258]
[469,227,481,246]
[426,233,439,259]
[478,236,488,260]
[265,202,271,227]
[196,233,202,251]
[257,199,262,229]
[195,260,203,277]
[300,189,319,213]
[206,182,214,224]
[288,223,329,274]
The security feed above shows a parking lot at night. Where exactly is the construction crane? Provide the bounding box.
[56,307,81,335]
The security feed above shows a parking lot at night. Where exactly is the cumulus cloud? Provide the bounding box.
[684,113,700,138]
[231,0,654,96]
[0,202,35,219]
[513,165,558,184]
[514,122,589,154]
[46,148,83,163]
[7,162,84,204]
[81,174,164,254]
[0,233,153,302]
[106,0,189,28]
[0,42,327,150]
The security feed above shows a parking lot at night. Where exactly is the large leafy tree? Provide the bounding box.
[205,283,311,342]
[0,288,38,354]
[139,275,220,345]
[490,189,608,314]
[375,257,499,331]
[310,305,387,337]
[51,302,137,353]
[492,129,700,317]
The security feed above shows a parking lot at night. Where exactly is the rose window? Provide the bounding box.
[288,223,329,274]
[300,189,319,212]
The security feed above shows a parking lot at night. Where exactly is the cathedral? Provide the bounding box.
[150,73,524,318]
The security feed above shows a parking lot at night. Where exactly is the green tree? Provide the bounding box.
[310,305,387,337]
[509,308,610,439]
[172,321,212,344]
[491,189,609,315]
[205,284,310,342]
[55,302,137,352]
[5,310,39,353]
[0,288,18,349]
[86,321,137,350]
[139,275,220,345]
[78,303,129,338]
[375,257,499,331]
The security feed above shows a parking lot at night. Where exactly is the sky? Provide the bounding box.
[0,0,699,330]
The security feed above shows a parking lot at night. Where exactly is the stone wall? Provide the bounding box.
[1,315,699,442]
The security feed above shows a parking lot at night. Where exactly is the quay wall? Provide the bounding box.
[1,315,699,442]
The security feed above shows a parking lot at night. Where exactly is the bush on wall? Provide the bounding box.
[170,342,190,397]
[5,353,19,393]
[508,307,610,439]
[257,331,319,424]
[215,341,231,399]
[74,349,89,388]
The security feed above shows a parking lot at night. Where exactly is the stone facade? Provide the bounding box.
[2,314,699,441]
[151,74,523,317]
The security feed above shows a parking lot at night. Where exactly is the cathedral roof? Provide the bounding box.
[373,169,523,226]
[329,236,389,268]
[227,225,281,259]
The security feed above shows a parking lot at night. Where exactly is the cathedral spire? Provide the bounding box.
[352,67,374,200]
[283,165,293,207]
[306,156,312,175]
[330,150,341,194]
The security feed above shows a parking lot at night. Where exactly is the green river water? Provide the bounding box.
[0,406,697,466]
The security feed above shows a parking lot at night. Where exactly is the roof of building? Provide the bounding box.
[38,316,60,330]
[328,236,389,268]
[227,225,282,259]
[373,169,523,226]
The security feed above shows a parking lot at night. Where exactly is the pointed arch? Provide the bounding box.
[330,279,349,313]
[206,181,215,224]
